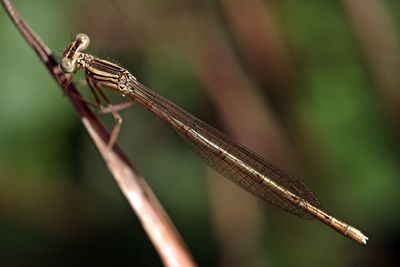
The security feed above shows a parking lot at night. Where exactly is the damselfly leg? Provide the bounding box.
[86,76,123,148]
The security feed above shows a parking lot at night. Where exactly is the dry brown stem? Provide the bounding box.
[1,1,196,266]
[342,0,400,125]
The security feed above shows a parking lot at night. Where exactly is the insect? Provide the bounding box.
[60,33,368,244]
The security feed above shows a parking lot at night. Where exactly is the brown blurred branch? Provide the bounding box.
[0,1,196,266]
[220,0,295,91]
[182,8,300,267]
[342,0,400,125]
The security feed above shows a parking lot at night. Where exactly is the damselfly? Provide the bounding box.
[60,33,368,245]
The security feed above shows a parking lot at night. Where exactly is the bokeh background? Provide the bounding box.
[1,0,400,266]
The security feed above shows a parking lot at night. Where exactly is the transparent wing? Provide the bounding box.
[129,80,321,219]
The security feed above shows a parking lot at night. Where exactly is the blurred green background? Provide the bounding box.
[1,0,400,266]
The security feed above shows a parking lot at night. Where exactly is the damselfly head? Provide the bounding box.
[60,33,91,73]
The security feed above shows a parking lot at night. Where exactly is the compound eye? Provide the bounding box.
[60,58,75,73]
[76,33,90,50]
